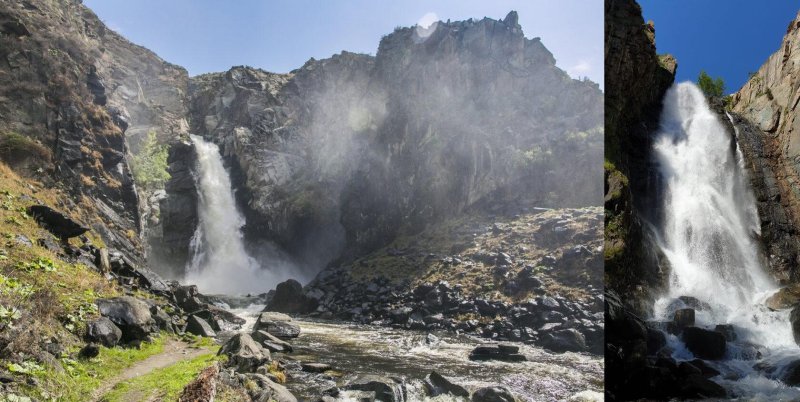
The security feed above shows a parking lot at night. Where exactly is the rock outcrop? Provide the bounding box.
[169,11,603,275]
[604,0,676,314]
[731,11,800,282]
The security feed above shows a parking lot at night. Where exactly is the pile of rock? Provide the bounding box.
[280,273,602,353]
[214,312,303,402]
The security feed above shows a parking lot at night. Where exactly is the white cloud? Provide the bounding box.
[417,12,438,29]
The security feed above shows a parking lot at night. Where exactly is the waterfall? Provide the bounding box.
[184,134,269,295]
[652,82,800,398]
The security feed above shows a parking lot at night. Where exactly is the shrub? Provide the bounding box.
[697,70,725,98]
[129,130,169,190]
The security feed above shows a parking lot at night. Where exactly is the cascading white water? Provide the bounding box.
[184,134,272,295]
[652,82,800,398]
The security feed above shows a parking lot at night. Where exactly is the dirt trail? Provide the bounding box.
[91,339,212,402]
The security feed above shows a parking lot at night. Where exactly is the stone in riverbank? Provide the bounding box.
[469,344,526,362]
[344,375,404,402]
[255,312,301,339]
[252,330,294,353]
[424,371,470,398]
[219,333,271,372]
[471,386,517,402]
[95,296,157,343]
[186,315,216,337]
[682,327,726,360]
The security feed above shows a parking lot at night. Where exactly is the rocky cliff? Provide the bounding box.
[731,12,800,282]
[0,0,188,263]
[604,0,675,312]
[166,11,604,274]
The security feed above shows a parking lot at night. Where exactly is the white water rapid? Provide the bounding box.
[652,82,800,399]
[184,134,274,295]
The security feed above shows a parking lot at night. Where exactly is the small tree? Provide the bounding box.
[697,70,725,98]
[130,130,169,190]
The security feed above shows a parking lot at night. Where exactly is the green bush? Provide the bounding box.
[697,70,725,98]
[130,130,169,190]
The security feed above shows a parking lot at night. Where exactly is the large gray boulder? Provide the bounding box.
[86,317,122,347]
[265,279,317,314]
[218,333,270,372]
[254,312,300,339]
[471,386,517,402]
[95,296,157,343]
[186,315,216,337]
[344,375,404,402]
[424,371,469,398]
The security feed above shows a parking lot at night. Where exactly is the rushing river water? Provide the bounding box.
[230,305,603,402]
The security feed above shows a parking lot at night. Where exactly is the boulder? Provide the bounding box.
[86,317,122,347]
[265,279,317,314]
[714,324,736,342]
[344,375,404,402]
[174,285,204,312]
[96,296,157,343]
[540,328,587,353]
[245,373,298,402]
[682,327,726,360]
[424,371,469,398]
[218,333,270,372]
[673,308,695,328]
[186,315,216,337]
[471,386,517,402]
[254,312,300,339]
[301,362,331,373]
[27,205,89,240]
[791,305,800,346]
[469,344,526,362]
[251,330,293,353]
[765,285,800,310]
[79,343,100,359]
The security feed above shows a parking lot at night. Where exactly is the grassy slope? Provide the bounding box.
[0,163,215,400]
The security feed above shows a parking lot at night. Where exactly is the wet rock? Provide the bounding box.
[95,296,156,343]
[689,359,721,379]
[255,312,301,339]
[714,324,737,342]
[266,279,317,314]
[251,330,293,353]
[540,328,587,353]
[646,327,666,354]
[218,333,270,372]
[469,344,526,362]
[424,371,469,398]
[765,285,800,310]
[86,317,122,347]
[682,326,726,360]
[344,375,404,402]
[680,374,727,399]
[27,205,89,240]
[676,296,712,312]
[791,305,800,346]
[471,386,516,402]
[186,315,216,337]
[673,308,694,329]
[301,362,331,373]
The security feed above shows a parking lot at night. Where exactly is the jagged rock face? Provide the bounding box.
[152,140,198,277]
[0,0,147,259]
[184,11,603,267]
[604,0,675,312]
[732,12,800,282]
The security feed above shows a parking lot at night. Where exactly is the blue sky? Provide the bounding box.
[640,1,800,94]
[83,1,602,85]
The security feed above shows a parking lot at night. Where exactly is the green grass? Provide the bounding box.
[102,350,220,402]
[18,335,168,401]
